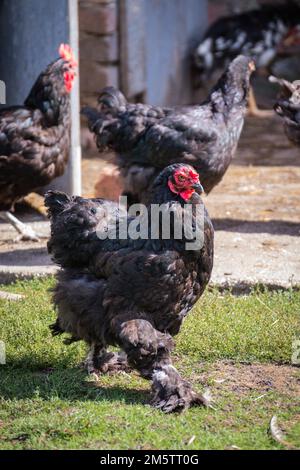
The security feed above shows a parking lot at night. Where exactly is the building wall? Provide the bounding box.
[0,0,69,106]
[79,0,119,107]
[79,0,208,107]
[144,0,207,106]
[207,0,291,23]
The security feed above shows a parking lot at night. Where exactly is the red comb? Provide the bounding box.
[59,43,77,67]
[188,169,199,182]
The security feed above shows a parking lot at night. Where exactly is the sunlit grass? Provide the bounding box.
[0,278,299,450]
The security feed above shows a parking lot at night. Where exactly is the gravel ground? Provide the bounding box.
[0,115,299,289]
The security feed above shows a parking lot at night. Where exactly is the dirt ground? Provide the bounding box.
[0,115,299,287]
[198,361,300,399]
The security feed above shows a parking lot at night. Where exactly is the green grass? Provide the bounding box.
[0,278,299,450]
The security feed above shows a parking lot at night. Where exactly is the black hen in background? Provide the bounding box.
[0,44,77,241]
[46,164,214,413]
[271,75,300,147]
[82,55,254,205]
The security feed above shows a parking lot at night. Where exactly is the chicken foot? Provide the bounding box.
[151,364,209,413]
[114,317,207,413]
[84,343,129,375]
[0,211,40,242]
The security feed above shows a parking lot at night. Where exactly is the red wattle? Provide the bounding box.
[179,189,195,201]
[168,180,195,201]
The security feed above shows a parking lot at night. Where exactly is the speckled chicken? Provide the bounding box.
[46,164,214,413]
[271,75,300,146]
[82,55,254,205]
[0,44,77,240]
[194,2,300,117]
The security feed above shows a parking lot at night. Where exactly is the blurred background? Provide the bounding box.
[0,0,299,291]
[1,0,300,188]
[79,0,300,110]
[1,0,299,106]
[78,0,300,198]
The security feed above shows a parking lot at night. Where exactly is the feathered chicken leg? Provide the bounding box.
[84,343,129,375]
[0,211,40,242]
[114,317,208,413]
[247,87,273,118]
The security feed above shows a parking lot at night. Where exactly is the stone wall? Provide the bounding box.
[79,0,119,107]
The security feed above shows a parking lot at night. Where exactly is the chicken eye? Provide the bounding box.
[177,175,185,182]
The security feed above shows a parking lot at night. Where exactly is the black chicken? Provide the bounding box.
[46,191,125,269]
[46,163,214,413]
[82,55,254,205]
[194,2,300,117]
[0,44,77,241]
[271,75,300,146]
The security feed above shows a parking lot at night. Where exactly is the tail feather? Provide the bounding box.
[81,86,140,154]
[81,106,118,152]
[98,86,127,110]
[81,87,127,130]
[44,190,71,218]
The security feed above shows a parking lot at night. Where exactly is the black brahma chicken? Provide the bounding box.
[82,55,254,205]
[194,2,300,117]
[0,44,77,241]
[46,191,126,269]
[270,75,300,146]
[45,163,214,413]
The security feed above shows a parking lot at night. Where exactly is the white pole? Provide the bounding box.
[68,0,81,195]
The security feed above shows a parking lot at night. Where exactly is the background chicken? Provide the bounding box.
[45,163,214,413]
[271,75,300,146]
[0,44,77,241]
[194,1,300,117]
[83,55,254,205]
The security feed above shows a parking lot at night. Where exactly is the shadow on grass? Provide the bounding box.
[0,365,149,406]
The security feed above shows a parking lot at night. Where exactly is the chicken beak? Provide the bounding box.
[192,183,204,194]
[249,61,256,72]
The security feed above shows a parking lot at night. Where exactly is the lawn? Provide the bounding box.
[0,277,299,450]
